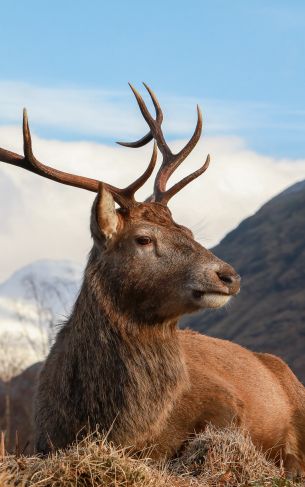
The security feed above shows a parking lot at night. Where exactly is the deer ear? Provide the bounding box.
[97,183,119,239]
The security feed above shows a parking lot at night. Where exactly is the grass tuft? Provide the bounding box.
[0,426,303,486]
[170,424,300,486]
[0,434,175,487]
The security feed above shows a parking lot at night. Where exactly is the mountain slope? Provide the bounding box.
[182,179,305,383]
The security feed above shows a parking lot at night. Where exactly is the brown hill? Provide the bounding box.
[181,179,305,383]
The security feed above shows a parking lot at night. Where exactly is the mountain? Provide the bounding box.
[0,259,82,367]
[181,179,305,383]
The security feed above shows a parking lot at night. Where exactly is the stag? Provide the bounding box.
[0,84,304,476]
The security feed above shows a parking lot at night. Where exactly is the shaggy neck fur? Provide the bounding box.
[39,249,188,450]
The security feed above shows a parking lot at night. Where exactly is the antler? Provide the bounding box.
[118,83,210,205]
[0,109,157,208]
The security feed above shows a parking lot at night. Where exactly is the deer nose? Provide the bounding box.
[216,269,241,295]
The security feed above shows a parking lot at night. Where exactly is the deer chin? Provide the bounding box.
[203,293,231,308]
[191,290,231,309]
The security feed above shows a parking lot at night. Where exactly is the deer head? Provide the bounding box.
[0,83,240,325]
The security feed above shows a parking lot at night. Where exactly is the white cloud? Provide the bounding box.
[1,80,300,142]
[1,123,305,282]
[0,81,211,139]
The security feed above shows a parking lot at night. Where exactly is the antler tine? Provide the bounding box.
[117,131,154,149]
[142,83,163,124]
[107,142,158,207]
[23,108,34,160]
[21,109,100,192]
[151,154,210,205]
[117,83,166,151]
[122,141,157,197]
[172,105,202,168]
[153,105,203,198]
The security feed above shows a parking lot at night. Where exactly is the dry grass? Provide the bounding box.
[0,426,302,487]
[0,434,177,487]
[170,424,299,486]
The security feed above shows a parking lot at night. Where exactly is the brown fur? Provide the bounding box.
[34,199,305,476]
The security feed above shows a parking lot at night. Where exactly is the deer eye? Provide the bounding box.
[135,236,152,245]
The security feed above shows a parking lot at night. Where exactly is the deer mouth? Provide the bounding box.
[191,289,231,309]
[192,289,229,299]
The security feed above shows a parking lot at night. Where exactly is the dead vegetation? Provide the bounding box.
[0,433,174,487]
[0,426,302,487]
[170,425,297,486]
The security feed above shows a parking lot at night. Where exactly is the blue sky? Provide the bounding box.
[0,0,304,157]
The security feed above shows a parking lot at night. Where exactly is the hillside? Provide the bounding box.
[182,179,305,383]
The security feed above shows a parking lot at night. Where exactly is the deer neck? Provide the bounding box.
[63,252,189,447]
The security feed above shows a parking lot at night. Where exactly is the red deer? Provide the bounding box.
[0,84,304,476]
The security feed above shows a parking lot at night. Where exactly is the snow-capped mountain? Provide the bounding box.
[0,260,83,367]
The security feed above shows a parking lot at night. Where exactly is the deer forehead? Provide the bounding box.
[116,203,195,241]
